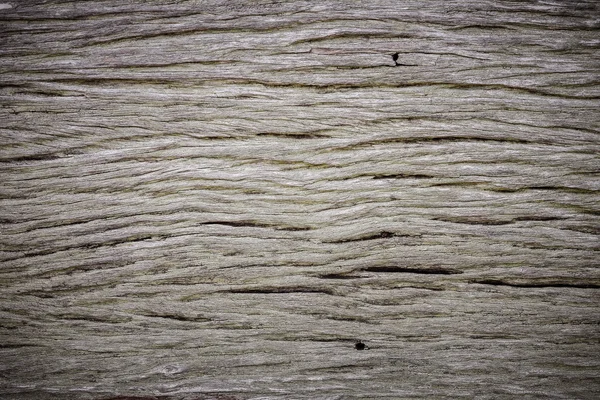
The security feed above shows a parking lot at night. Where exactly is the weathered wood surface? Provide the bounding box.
[1,1,599,399]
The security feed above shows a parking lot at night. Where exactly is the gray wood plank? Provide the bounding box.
[0,1,599,399]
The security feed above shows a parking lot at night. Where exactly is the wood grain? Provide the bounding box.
[1,1,599,399]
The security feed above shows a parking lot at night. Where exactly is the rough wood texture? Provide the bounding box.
[1,1,599,399]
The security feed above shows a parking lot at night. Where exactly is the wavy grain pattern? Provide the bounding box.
[0,1,599,399]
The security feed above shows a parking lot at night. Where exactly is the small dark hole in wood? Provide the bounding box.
[355,340,369,350]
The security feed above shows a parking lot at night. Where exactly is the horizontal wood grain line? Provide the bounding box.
[224,286,336,295]
[20,77,598,99]
[470,279,600,289]
[361,266,463,275]
[325,231,398,243]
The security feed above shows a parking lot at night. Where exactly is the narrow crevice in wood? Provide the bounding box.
[318,273,364,280]
[224,286,337,295]
[470,279,600,289]
[361,266,463,275]
[328,231,397,243]
[200,221,272,228]
[372,174,435,179]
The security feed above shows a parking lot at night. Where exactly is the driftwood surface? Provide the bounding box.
[1,1,599,399]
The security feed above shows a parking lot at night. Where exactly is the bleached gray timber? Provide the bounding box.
[0,1,599,399]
